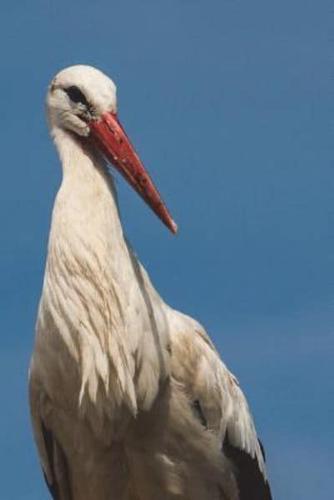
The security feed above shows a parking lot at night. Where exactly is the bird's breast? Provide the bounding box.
[33,216,171,437]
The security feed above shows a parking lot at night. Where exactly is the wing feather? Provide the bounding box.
[169,311,272,499]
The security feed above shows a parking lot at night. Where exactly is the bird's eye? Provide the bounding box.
[64,86,89,106]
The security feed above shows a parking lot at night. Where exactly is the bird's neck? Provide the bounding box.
[39,128,169,418]
[44,128,139,413]
[48,127,135,323]
[52,127,125,240]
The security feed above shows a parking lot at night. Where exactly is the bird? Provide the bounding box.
[29,65,272,500]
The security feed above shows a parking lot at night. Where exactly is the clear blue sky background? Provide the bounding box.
[0,1,332,499]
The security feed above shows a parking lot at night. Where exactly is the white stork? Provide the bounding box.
[29,65,272,500]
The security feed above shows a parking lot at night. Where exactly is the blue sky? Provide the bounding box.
[0,1,332,498]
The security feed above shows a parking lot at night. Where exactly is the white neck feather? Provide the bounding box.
[37,127,170,426]
[52,126,124,239]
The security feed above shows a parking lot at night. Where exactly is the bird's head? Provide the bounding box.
[47,65,177,234]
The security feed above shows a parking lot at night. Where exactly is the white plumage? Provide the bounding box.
[29,65,272,500]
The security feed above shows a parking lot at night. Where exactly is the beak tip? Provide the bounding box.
[170,220,178,235]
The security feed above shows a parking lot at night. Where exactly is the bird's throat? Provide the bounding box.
[52,127,124,239]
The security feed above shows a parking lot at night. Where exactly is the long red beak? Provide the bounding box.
[89,112,177,234]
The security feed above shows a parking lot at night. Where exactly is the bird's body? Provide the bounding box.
[29,65,272,500]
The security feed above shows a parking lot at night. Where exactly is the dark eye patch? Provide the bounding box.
[64,86,89,106]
